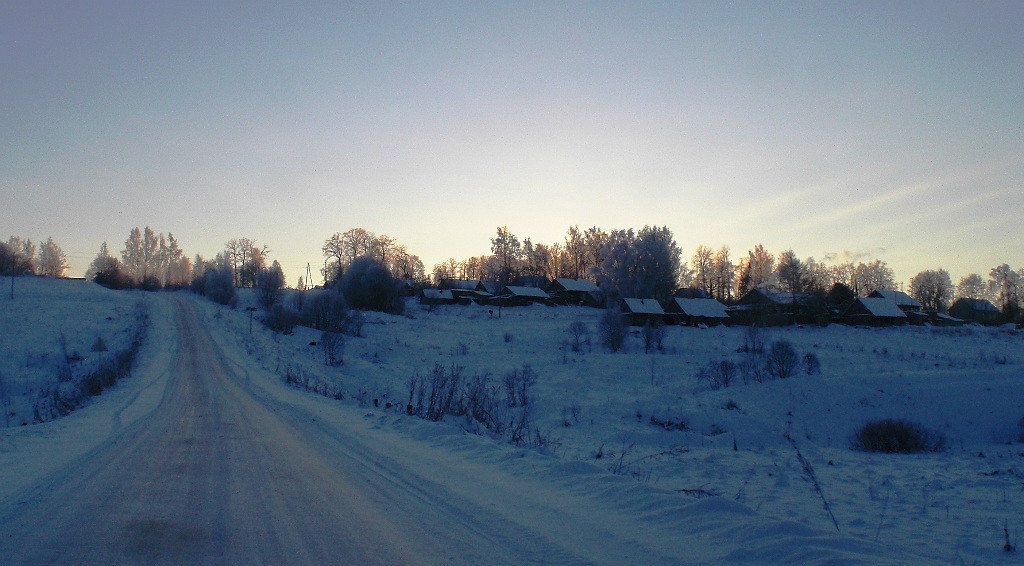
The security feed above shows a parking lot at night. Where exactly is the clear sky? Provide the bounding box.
[2,1,1021,286]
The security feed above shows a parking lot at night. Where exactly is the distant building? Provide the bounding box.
[868,289,926,323]
[620,298,667,326]
[948,298,1002,325]
[547,278,601,307]
[840,297,907,326]
[665,297,729,326]
[490,285,551,307]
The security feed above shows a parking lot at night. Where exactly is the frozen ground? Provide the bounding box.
[215,290,1024,564]
[0,279,1021,563]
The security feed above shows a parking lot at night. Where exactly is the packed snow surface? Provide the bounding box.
[1,279,1021,564]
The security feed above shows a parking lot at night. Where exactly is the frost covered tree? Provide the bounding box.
[712,246,735,302]
[37,237,69,277]
[337,255,404,314]
[775,250,805,297]
[988,264,1020,320]
[592,229,637,299]
[86,242,118,281]
[634,226,681,301]
[737,244,775,293]
[582,226,609,279]
[0,237,36,276]
[490,226,522,286]
[955,273,987,301]
[851,260,896,296]
[691,245,715,298]
[909,269,953,312]
[563,225,586,280]
[256,260,286,308]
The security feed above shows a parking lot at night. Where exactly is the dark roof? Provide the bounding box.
[951,297,1000,312]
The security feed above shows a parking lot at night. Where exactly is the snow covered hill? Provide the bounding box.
[206,291,1024,564]
[1,281,1021,563]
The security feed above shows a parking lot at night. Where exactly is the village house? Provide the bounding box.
[948,297,1002,326]
[620,298,667,326]
[665,297,730,326]
[490,285,551,307]
[840,297,907,326]
[547,278,601,307]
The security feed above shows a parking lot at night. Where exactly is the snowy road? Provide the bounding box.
[0,298,594,564]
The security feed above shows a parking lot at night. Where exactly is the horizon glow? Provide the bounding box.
[2,2,1021,286]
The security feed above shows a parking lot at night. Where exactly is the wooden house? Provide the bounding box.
[419,288,459,306]
[490,285,551,307]
[728,288,821,326]
[666,297,730,326]
[620,298,667,326]
[840,297,907,326]
[547,278,601,306]
[949,298,1002,325]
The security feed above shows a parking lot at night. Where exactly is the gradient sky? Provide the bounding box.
[2,1,1021,285]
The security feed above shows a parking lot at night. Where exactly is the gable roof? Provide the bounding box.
[621,298,665,315]
[551,278,599,293]
[855,297,907,318]
[740,288,814,306]
[951,297,1000,312]
[869,289,921,308]
[439,279,479,291]
[672,298,728,318]
[499,286,550,298]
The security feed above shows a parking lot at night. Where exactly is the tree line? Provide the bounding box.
[0,236,69,278]
[431,225,1024,322]
[9,223,1023,324]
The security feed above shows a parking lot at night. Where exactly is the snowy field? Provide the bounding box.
[0,277,149,427]
[207,289,1024,564]
[1,279,1022,563]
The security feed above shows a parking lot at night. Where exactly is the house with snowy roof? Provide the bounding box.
[840,297,907,326]
[419,288,459,306]
[868,289,921,312]
[490,285,551,307]
[619,298,667,326]
[665,297,730,326]
[547,278,601,306]
[948,297,1002,326]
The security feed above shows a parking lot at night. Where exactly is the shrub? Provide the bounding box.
[94,264,134,290]
[641,321,665,353]
[321,331,344,365]
[852,418,946,453]
[803,352,821,375]
[265,303,299,334]
[197,267,236,306]
[91,336,107,352]
[337,255,404,314]
[598,309,628,352]
[766,340,799,379]
[502,364,537,408]
[138,275,162,292]
[300,288,349,332]
[566,320,589,352]
[696,359,737,389]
